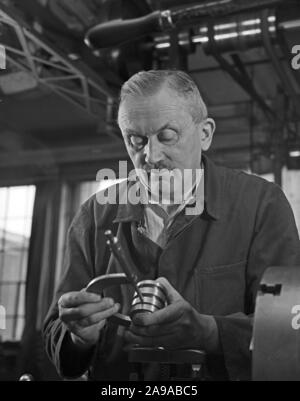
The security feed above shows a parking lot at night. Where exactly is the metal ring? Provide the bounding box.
[137,280,168,297]
[132,292,166,306]
[131,296,165,309]
[130,303,159,315]
[135,285,167,300]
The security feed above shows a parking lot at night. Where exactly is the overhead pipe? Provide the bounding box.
[157,0,214,6]
[85,0,283,49]
[152,11,277,53]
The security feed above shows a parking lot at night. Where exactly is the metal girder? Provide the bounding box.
[260,10,300,119]
[0,142,127,168]
[206,23,275,121]
[0,7,118,131]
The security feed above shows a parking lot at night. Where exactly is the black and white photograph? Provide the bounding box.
[0,0,300,387]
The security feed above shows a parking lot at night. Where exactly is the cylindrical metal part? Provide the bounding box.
[137,280,167,298]
[252,266,300,381]
[130,303,160,317]
[130,280,168,318]
[132,290,165,303]
[131,295,165,309]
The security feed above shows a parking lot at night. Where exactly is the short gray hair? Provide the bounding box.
[119,70,208,123]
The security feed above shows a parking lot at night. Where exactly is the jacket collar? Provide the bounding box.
[112,180,144,224]
[113,154,222,224]
[202,154,222,220]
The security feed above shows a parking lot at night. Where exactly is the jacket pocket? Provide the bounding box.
[193,260,247,315]
[198,259,247,274]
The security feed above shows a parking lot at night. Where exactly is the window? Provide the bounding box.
[54,181,101,290]
[54,179,121,288]
[282,169,300,236]
[74,181,101,210]
[73,179,124,210]
[260,169,300,236]
[0,186,36,341]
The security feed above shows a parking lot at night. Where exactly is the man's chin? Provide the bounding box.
[148,191,185,205]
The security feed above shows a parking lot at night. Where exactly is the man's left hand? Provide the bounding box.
[124,277,220,353]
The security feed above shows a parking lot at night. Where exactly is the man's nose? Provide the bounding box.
[144,136,163,166]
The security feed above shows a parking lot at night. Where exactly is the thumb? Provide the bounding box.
[156,277,182,303]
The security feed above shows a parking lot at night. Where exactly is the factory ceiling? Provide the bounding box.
[0,0,299,182]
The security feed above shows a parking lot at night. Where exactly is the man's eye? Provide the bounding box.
[158,130,178,144]
[129,135,147,149]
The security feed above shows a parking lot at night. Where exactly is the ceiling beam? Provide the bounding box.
[0,142,127,168]
[0,5,119,138]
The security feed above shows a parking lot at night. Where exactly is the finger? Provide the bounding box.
[77,303,120,327]
[71,320,105,341]
[58,291,101,308]
[156,277,182,303]
[59,297,115,322]
[132,301,184,326]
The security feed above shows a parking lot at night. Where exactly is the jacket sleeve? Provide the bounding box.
[42,205,102,379]
[214,183,300,381]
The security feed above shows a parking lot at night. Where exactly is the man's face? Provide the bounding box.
[119,88,214,203]
[118,87,214,198]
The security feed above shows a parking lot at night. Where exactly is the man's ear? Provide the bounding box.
[200,118,215,151]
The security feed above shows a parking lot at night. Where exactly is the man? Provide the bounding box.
[43,70,300,381]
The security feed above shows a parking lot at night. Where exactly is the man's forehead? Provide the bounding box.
[118,91,191,127]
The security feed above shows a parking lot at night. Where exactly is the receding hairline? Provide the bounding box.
[119,85,194,118]
[118,72,208,124]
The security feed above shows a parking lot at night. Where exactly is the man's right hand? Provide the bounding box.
[58,290,120,350]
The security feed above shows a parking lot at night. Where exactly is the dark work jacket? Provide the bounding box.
[43,155,300,381]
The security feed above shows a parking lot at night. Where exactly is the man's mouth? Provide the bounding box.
[143,165,172,174]
[150,168,170,174]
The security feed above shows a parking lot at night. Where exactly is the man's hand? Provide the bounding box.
[124,277,220,353]
[58,289,120,350]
